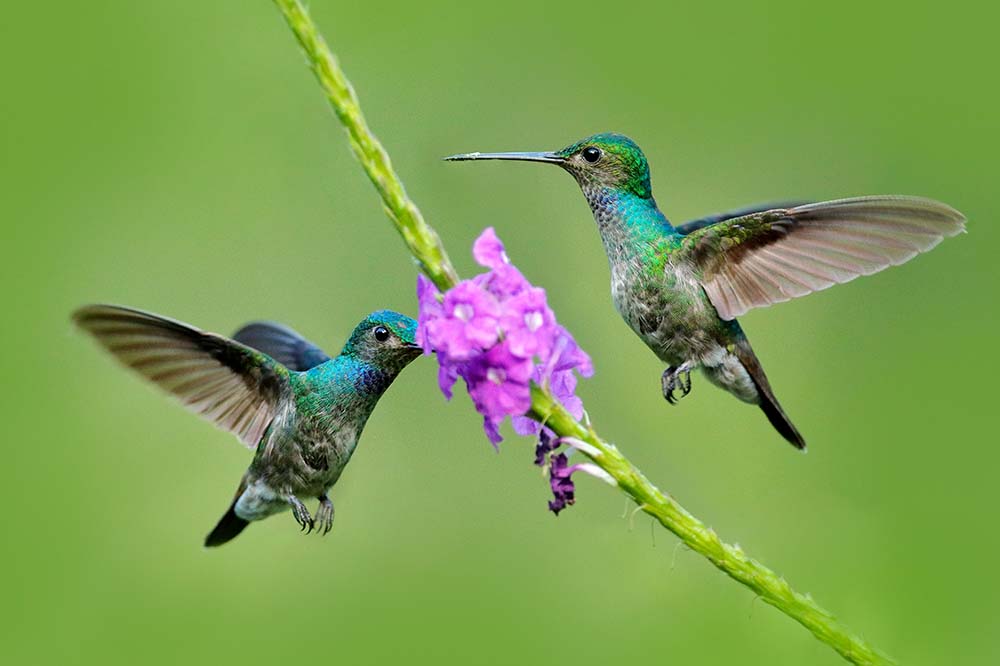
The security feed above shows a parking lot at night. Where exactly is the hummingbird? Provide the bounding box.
[74,304,421,546]
[445,133,966,449]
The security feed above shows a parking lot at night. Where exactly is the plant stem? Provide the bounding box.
[270,1,895,663]
[273,0,459,292]
[529,388,892,665]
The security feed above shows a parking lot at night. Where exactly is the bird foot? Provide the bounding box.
[288,494,314,533]
[662,363,694,405]
[315,495,335,536]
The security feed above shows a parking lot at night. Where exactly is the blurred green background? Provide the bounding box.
[3,1,997,664]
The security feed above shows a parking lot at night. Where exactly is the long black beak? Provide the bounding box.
[443,151,564,164]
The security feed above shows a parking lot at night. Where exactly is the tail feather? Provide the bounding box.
[734,340,806,450]
[757,387,806,450]
[205,501,250,547]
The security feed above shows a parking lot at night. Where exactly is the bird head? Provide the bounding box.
[343,310,422,371]
[445,132,652,199]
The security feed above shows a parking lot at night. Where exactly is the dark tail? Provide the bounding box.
[205,501,250,547]
[734,340,806,450]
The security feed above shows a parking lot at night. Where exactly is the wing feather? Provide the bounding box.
[74,305,292,449]
[680,196,965,319]
[675,200,812,235]
[231,321,331,372]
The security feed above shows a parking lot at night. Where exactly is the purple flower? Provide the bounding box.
[415,274,443,355]
[511,413,540,437]
[475,264,530,302]
[416,227,592,448]
[437,363,460,400]
[546,331,594,378]
[473,228,534,299]
[540,443,615,515]
[482,416,503,447]
[511,367,584,437]
[533,428,558,466]
[549,369,584,420]
[465,341,533,428]
[472,227,509,269]
[425,281,500,361]
[500,287,557,359]
[548,453,576,515]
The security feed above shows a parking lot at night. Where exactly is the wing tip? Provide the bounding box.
[71,303,116,328]
[797,194,967,231]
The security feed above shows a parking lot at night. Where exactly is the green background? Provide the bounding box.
[3,1,997,664]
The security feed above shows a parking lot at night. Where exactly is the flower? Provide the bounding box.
[464,341,534,444]
[416,228,603,513]
[417,228,592,448]
[426,281,501,361]
[547,453,576,514]
[415,274,442,355]
[511,367,584,437]
[533,429,558,466]
[472,227,509,269]
[436,362,460,400]
[536,438,617,515]
[546,331,594,378]
[499,287,556,359]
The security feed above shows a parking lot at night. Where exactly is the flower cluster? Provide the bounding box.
[417,228,593,449]
[416,228,606,513]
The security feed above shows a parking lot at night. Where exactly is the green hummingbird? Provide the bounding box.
[445,133,966,449]
[74,305,421,546]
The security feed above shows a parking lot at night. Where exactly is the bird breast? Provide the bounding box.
[611,258,718,365]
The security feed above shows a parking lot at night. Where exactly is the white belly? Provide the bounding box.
[234,479,288,521]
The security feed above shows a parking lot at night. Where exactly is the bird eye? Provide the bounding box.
[582,146,602,163]
[373,326,390,342]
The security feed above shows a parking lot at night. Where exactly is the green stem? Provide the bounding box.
[273,0,458,292]
[270,1,895,663]
[529,389,892,665]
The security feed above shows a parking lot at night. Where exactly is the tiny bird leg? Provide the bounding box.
[662,363,695,404]
[315,495,335,536]
[288,494,314,533]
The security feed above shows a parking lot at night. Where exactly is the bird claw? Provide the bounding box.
[315,496,335,536]
[662,365,693,405]
[288,494,314,533]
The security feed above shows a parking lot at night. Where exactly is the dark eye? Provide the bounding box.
[373,326,390,342]
[582,146,601,163]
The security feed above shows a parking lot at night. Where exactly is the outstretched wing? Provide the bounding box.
[674,200,811,236]
[74,305,292,449]
[232,321,331,372]
[678,196,966,320]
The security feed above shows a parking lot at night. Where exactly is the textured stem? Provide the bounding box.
[270,1,895,663]
[273,0,459,291]
[528,388,892,665]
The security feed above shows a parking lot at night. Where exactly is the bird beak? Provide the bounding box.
[443,151,565,164]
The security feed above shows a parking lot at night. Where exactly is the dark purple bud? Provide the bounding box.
[548,453,576,515]
[534,428,558,466]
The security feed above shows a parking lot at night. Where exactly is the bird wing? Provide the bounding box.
[74,304,293,449]
[231,321,331,371]
[674,200,812,235]
[676,196,966,320]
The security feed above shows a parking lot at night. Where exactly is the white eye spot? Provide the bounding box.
[487,368,506,385]
[454,303,474,322]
